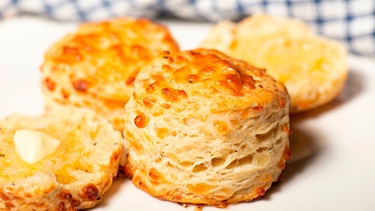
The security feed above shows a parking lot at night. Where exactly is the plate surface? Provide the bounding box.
[0,16,375,211]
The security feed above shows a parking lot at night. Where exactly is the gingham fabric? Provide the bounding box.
[0,0,374,57]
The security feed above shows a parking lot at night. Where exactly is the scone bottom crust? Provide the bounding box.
[124,49,291,206]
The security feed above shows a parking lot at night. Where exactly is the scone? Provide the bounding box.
[40,17,180,130]
[200,14,348,113]
[124,49,290,206]
[0,107,122,210]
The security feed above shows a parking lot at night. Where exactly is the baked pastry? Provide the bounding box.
[0,107,122,210]
[200,14,348,113]
[124,49,290,206]
[40,17,180,130]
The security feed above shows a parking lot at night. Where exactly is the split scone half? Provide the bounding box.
[0,107,122,210]
[40,17,180,131]
[124,49,291,206]
[200,14,348,113]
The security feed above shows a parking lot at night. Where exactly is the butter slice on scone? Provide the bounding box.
[40,17,180,131]
[0,107,122,210]
[124,49,290,206]
[200,14,348,113]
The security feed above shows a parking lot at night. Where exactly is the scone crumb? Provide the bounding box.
[161,88,188,102]
[213,121,229,134]
[142,97,156,108]
[178,203,189,208]
[279,96,286,108]
[134,113,148,128]
[44,78,56,91]
[254,186,266,197]
[61,89,70,99]
[4,202,15,209]
[148,168,163,182]
[81,184,100,200]
[72,79,89,92]
[194,205,204,211]
[58,191,80,207]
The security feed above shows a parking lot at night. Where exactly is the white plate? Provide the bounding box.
[1,16,375,211]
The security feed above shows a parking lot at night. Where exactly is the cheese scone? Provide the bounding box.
[200,14,348,113]
[0,107,122,210]
[124,49,290,206]
[41,17,180,130]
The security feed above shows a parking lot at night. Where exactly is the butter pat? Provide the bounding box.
[14,129,61,164]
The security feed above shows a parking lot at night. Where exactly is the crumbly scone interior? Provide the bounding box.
[124,49,290,204]
[0,109,121,186]
[200,14,347,113]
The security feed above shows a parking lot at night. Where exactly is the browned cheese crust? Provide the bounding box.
[40,17,180,130]
[124,49,290,206]
[0,108,122,210]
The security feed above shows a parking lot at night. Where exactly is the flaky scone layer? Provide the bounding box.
[124,49,290,206]
[41,17,180,130]
[0,108,122,210]
[200,14,348,113]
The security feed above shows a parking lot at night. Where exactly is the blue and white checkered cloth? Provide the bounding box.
[1,0,374,57]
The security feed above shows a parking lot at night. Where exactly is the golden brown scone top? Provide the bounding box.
[200,14,348,113]
[134,48,288,115]
[124,48,290,205]
[41,17,180,102]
